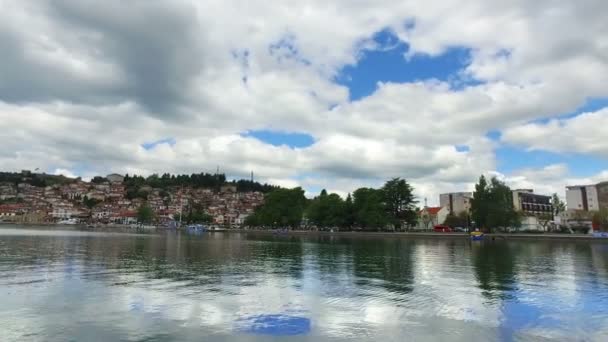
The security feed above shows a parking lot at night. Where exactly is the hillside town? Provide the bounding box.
[0,171,264,227]
[1,170,607,233]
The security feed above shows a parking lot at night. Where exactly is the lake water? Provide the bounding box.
[1,226,608,341]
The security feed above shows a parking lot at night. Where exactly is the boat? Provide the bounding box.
[272,228,289,235]
[208,226,227,232]
[470,230,484,241]
[186,224,207,232]
[593,232,608,238]
[58,218,79,225]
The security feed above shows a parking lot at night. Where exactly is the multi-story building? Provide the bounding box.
[439,192,473,215]
[596,181,608,210]
[566,184,600,211]
[565,181,608,212]
[512,189,552,215]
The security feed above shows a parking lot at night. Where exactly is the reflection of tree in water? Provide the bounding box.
[55,232,307,289]
[472,242,517,299]
[351,238,415,294]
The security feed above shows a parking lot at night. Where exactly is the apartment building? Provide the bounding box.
[439,192,473,214]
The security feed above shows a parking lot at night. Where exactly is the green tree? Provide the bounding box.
[343,193,356,229]
[381,178,418,230]
[353,188,388,230]
[471,175,519,233]
[471,175,490,229]
[307,189,346,228]
[551,193,566,217]
[91,176,108,184]
[83,196,101,209]
[247,188,307,228]
[443,211,469,228]
[137,204,154,224]
[592,209,608,232]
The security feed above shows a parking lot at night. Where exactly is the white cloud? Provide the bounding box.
[502,108,608,157]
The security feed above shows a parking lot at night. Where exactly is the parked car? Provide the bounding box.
[433,225,452,233]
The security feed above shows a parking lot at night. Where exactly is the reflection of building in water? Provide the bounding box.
[590,244,608,278]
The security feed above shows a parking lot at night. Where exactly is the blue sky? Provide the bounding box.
[245,29,607,182]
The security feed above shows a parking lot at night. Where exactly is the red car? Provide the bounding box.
[433,225,453,233]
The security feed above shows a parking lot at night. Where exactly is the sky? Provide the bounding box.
[1,0,607,205]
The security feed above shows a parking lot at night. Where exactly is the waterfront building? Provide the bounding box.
[512,189,553,215]
[439,192,472,215]
[566,184,600,211]
[416,206,449,230]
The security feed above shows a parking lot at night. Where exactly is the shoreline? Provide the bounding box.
[1,222,606,241]
[228,229,607,241]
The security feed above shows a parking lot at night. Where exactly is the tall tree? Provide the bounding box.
[137,204,154,224]
[306,190,345,228]
[343,193,355,229]
[353,188,388,230]
[471,175,490,229]
[471,175,519,233]
[381,178,418,229]
[551,193,566,217]
[246,187,307,228]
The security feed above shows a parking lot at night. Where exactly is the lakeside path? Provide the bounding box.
[2,223,606,241]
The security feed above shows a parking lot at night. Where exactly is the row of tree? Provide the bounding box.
[123,173,280,200]
[245,178,418,230]
[0,171,74,187]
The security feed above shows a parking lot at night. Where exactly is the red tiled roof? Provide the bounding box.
[420,207,442,215]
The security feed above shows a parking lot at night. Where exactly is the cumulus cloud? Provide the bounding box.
[1,0,607,200]
[502,108,608,157]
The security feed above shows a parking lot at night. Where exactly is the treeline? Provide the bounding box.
[122,172,280,200]
[245,178,418,231]
[0,171,74,187]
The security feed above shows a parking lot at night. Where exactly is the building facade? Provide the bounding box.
[439,192,473,215]
[596,182,608,210]
[415,206,449,230]
[512,189,552,215]
[566,185,600,211]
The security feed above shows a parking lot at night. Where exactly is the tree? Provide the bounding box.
[592,209,608,232]
[343,193,355,229]
[551,193,566,217]
[91,176,108,184]
[353,188,389,230]
[83,196,101,209]
[381,178,418,230]
[137,204,154,224]
[443,211,469,228]
[471,175,519,233]
[535,212,554,231]
[246,188,307,228]
[306,189,346,228]
[471,175,490,230]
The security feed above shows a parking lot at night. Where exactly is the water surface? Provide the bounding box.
[1,226,608,341]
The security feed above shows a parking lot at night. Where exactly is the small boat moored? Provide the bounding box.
[593,232,608,239]
[470,230,484,241]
